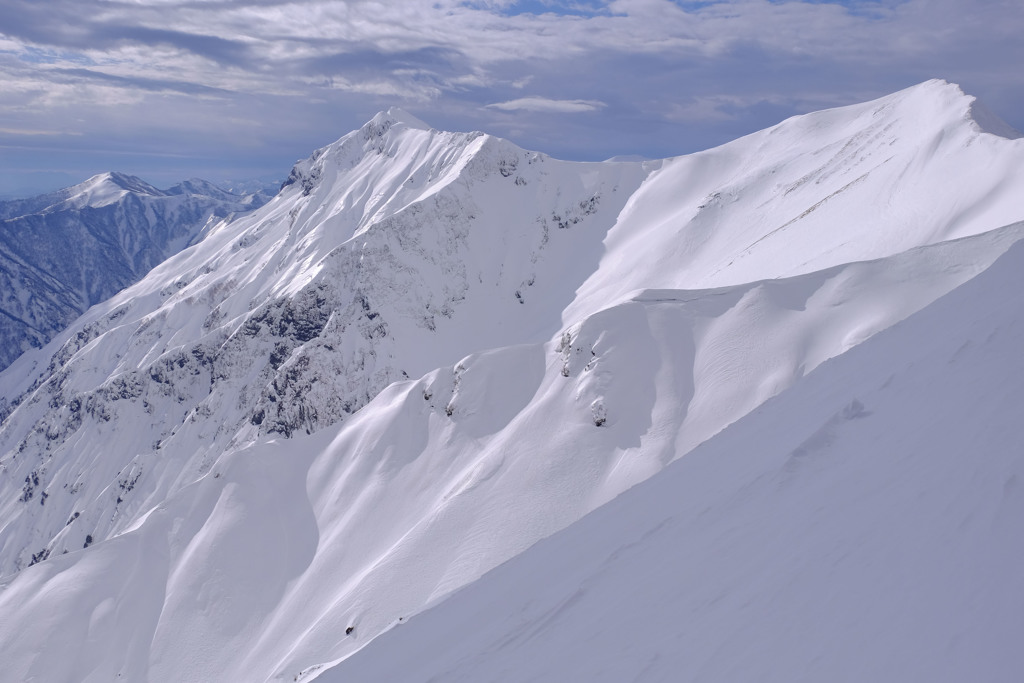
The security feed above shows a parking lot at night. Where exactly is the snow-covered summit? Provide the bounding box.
[70,171,164,207]
[279,104,487,209]
[1,171,169,213]
[0,81,1022,683]
[0,171,157,218]
[376,105,433,131]
[899,78,1020,139]
[566,79,1024,320]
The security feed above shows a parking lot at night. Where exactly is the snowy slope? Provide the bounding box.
[567,78,1024,320]
[0,109,649,576]
[318,230,1024,683]
[0,80,1022,682]
[0,173,269,371]
[3,225,1023,683]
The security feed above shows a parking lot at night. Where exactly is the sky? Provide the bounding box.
[0,0,1022,198]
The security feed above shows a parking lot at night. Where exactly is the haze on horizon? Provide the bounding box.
[1,0,1021,198]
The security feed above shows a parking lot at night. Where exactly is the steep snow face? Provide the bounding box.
[318,234,1024,683]
[0,82,1022,683]
[566,79,1024,323]
[0,175,269,372]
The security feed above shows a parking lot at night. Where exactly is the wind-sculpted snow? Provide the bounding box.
[567,78,1024,320]
[3,225,1024,681]
[0,81,1022,683]
[0,173,269,372]
[318,232,1024,683]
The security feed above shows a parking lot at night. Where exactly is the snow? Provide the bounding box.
[565,80,1024,324]
[317,232,1024,683]
[0,174,269,372]
[65,171,163,209]
[0,79,1022,683]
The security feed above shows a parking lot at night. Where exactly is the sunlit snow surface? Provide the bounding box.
[321,233,1024,683]
[0,80,1022,682]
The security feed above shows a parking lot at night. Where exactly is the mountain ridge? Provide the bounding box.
[0,80,1022,682]
[0,175,270,373]
[1,78,1018,572]
[317,229,1024,683]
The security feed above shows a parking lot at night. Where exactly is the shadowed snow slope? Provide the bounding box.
[318,234,1024,683]
[0,81,1022,683]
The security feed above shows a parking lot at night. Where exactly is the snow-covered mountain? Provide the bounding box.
[0,173,270,372]
[319,229,1024,683]
[0,79,1022,682]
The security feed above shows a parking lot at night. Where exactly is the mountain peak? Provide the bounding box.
[887,79,1020,139]
[371,106,432,131]
[900,78,972,107]
[67,171,164,207]
[282,107,475,197]
[356,107,435,148]
[88,171,161,194]
[753,79,1014,169]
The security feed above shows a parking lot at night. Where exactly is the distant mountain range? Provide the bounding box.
[0,173,271,371]
[0,80,1022,683]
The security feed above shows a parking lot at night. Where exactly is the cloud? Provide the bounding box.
[664,92,799,123]
[0,0,1022,195]
[486,96,606,113]
[0,127,79,136]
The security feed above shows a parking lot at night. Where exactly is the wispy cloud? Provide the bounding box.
[487,96,606,113]
[0,127,80,136]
